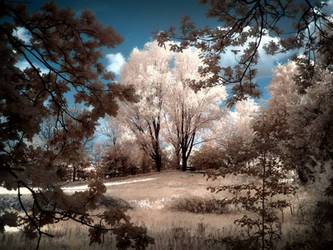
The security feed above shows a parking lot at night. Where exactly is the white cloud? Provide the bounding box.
[256,36,295,79]
[12,27,31,44]
[15,60,30,70]
[219,32,294,79]
[15,60,49,74]
[105,52,126,75]
[322,0,333,15]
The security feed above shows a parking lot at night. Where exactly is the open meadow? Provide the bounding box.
[1,170,321,250]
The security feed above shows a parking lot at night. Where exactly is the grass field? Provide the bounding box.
[0,170,324,249]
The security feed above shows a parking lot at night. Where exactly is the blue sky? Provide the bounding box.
[17,0,333,103]
[25,0,216,61]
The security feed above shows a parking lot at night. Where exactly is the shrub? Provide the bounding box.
[189,145,226,170]
[98,142,153,178]
[98,196,133,211]
[169,196,230,214]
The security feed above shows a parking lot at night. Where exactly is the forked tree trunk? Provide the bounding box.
[180,132,195,171]
[152,120,162,172]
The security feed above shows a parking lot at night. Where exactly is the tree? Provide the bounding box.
[207,109,296,250]
[191,98,259,171]
[287,67,333,166]
[98,114,124,147]
[283,63,333,248]
[206,98,259,147]
[0,1,153,248]
[228,36,333,247]
[162,47,227,171]
[155,0,332,106]
[116,41,226,172]
[277,18,333,248]
[118,41,174,172]
[206,54,331,249]
[266,56,333,183]
[99,140,152,178]
[34,107,96,182]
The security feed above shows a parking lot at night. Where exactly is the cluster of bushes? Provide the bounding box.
[96,142,153,178]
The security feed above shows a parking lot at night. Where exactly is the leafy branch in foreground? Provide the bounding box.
[155,0,331,106]
[0,1,153,249]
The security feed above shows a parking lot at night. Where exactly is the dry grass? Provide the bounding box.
[0,220,239,250]
[103,170,245,202]
[0,170,326,249]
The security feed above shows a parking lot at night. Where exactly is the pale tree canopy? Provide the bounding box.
[267,59,333,182]
[117,41,175,172]
[205,97,260,148]
[267,61,300,113]
[162,46,227,171]
[113,41,226,172]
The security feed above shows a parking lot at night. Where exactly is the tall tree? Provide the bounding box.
[0,1,153,248]
[119,41,174,172]
[163,47,227,171]
[206,98,259,147]
[193,98,259,170]
[207,109,296,250]
[267,59,333,182]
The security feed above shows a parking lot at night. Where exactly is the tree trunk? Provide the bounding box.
[155,152,162,172]
[171,143,181,169]
[181,149,187,171]
[152,120,162,172]
[72,166,76,182]
[151,141,162,172]
[175,152,180,169]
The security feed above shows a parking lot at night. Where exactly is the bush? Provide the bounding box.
[0,194,33,211]
[190,145,226,170]
[169,196,230,214]
[98,196,133,211]
[98,142,153,178]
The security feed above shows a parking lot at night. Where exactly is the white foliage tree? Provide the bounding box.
[205,97,260,149]
[116,42,227,172]
[267,61,300,114]
[118,41,174,171]
[267,59,333,183]
[163,47,227,171]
